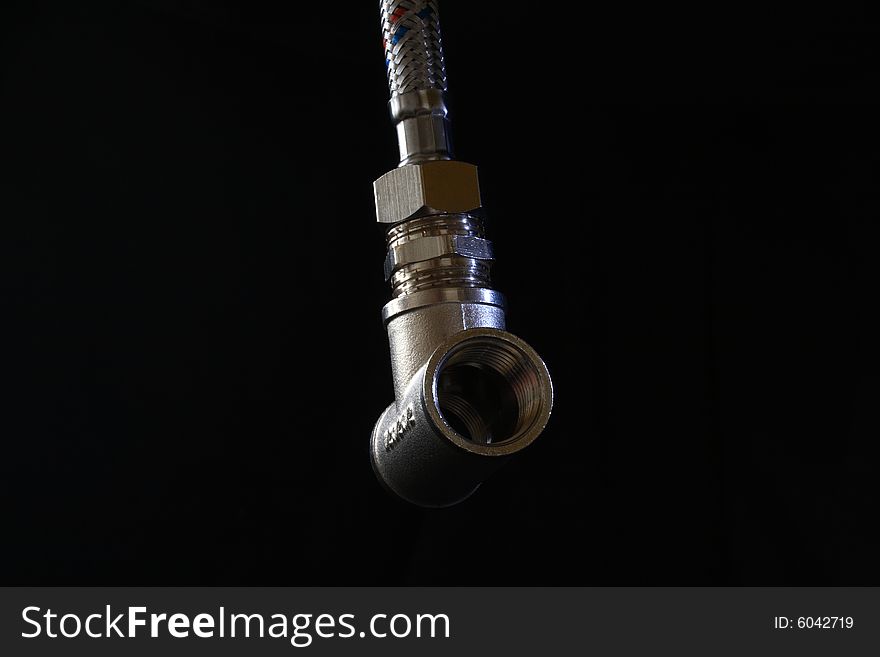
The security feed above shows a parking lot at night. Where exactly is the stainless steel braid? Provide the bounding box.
[381,0,446,97]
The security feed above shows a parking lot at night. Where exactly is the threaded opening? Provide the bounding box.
[434,337,548,446]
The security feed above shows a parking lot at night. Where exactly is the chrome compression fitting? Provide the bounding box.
[371,0,553,507]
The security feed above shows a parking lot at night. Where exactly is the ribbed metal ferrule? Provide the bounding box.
[386,214,492,298]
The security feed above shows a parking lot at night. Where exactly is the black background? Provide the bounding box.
[2,1,877,584]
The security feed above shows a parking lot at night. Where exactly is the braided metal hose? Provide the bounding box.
[381,0,446,96]
[370,1,553,507]
[380,0,452,165]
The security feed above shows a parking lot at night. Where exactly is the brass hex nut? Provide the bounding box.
[373,160,482,224]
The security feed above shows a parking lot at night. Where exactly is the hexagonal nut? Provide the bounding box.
[373,160,482,224]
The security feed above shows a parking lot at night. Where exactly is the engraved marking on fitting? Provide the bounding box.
[384,234,494,280]
[384,404,416,451]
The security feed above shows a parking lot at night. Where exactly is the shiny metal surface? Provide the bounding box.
[381,287,506,325]
[373,161,481,224]
[395,114,452,164]
[389,88,447,122]
[380,0,451,164]
[372,0,553,507]
[389,90,451,163]
[384,232,494,281]
[372,327,552,508]
[383,213,493,290]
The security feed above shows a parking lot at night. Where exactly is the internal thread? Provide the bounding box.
[437,393,491,441]
[435,338,548,445]
[386,214,493,298]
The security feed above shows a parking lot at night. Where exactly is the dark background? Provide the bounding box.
[2,1,877,584]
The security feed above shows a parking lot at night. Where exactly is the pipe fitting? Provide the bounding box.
[372,0,553,506]
[373,160,481,225]
[369,212,553,507]
[371,327,553,508]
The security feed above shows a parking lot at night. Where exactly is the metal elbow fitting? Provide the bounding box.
[371,1,553,507]
[372,320,552,508]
